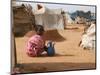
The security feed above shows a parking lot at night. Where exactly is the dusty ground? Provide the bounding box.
[14,24,96,73]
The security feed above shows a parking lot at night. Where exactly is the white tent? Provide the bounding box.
[80,23,95,50]
[34,4,64,30]
[64,13,74,24]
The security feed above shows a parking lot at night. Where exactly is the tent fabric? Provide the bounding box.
[35,14,64,30]
[34,4,45,14]
[34,4,64,30]
[64,13,74,24]
[34,4,62,15]
[80,23,95,50]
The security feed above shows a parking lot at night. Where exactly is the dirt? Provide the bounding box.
[14,25,96,73]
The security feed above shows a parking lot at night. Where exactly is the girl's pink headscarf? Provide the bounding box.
[26,34,45,57]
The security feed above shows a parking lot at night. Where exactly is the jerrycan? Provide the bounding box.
[47,41,55,56]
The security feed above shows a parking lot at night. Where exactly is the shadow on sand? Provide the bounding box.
[44,30,66,42]
[15,30,66,42]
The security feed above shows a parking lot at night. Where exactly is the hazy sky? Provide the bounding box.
[14,1,96,13]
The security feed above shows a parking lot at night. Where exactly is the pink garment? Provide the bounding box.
[26,35,45,57]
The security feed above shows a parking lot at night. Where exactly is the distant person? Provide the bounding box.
[26,25,47,57]
[61,11,67,29]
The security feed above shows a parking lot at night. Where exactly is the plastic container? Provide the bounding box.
[47,41,55,56]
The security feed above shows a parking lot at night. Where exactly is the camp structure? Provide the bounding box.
[79,23,95,50]
[67,14,74,24]
[34,4,64,30]
[12,3,35,36]
[64,12,74,24]
[75,16,86,24]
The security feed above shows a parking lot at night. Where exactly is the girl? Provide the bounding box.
[26,25,47,57]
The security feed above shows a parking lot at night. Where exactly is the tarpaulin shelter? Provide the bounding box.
[80,23,95,50]
[34,4,64,30]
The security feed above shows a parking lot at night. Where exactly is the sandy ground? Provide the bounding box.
[14,25,96,73]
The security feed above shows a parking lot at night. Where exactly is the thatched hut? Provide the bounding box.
[12,4,35,36]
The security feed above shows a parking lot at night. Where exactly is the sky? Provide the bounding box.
[13,1,96,13]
